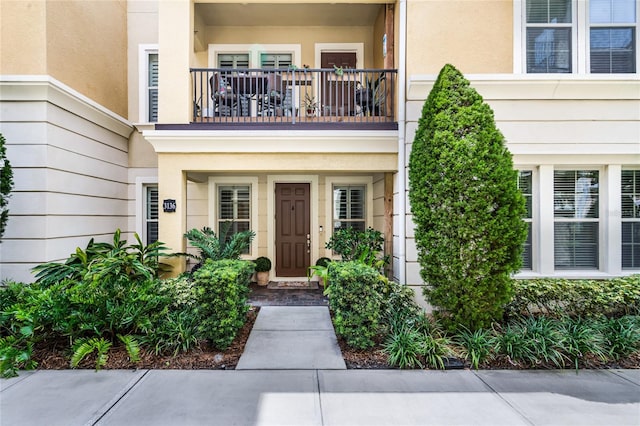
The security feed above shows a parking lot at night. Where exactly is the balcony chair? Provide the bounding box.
[210,73,238,116]
[355,72,386,116]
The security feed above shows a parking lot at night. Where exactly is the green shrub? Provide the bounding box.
[408,64,527,331]
[179,225,255,272]
[325,227,389,271]
[325,261,386,349]
[507,276,640,318]
[602,315,640,360]
[254,256,272,272]
[454,327,497,369]
[384,324,424,369]
[557,316,607,371]
[192,259,253,349]
[0,133,13,241]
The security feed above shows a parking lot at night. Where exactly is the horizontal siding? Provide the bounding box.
[1,82,132,283]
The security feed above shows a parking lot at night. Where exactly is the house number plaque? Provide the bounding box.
[163,199,177,213]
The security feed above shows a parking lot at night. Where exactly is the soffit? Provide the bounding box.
[195,3,384,27]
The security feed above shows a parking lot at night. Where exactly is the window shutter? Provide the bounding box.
[218,54,250,69]
[260,53,293,69]
[148,53,159,122]
[145,186,159,244]
[622,170,640,268]
[518,171,533,270]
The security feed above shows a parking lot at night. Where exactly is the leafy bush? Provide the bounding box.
[180,225,255,272]
[506,276,640,318]
[455,327,497,370]
[191,259,253,349]
[325,261,386,349]
[602,315,640,360]
[0,133,13,241]
[325,227,389,270]
[384,324,424,369]
[557,316,606,371]
[32,229,170,287]
[408,64,527,331]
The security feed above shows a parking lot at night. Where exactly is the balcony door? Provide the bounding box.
[275,183,310,277]
[321,52,357,116]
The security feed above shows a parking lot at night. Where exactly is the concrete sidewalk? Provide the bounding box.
[2,369,639,425]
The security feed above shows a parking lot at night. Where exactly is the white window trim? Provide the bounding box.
[138,44,158,123]
[208,176,259,258]
[513,0,639,74]
[135,176,159,245]
[515,167,538,274]
[325,176,374,260]
[208,44,302,68]
[314,43,365,69]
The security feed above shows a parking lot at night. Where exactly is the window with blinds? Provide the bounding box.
[145,186,158,245]
[147,53,159,122]
[622,170,640,269]
[518,171,533,270]
[260,53,293,69]
[333,185,366,232]
[526,0,573,73]
[217,54,250,69]
[590,0,636,73]
[554,170,599,269]
[218,185,251,253]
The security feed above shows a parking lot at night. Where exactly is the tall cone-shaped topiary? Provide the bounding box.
[408,64,527,330]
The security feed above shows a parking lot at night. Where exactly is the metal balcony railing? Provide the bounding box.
[190,68,396,127]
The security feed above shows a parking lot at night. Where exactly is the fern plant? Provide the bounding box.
[117,334,141,364]
[178,224,255,270]
[71,337,112,370]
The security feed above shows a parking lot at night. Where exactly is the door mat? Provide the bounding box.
[267,281,319,290]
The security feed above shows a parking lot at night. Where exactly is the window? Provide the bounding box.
[521,0,638,73]
[526,0,573,73]
[333,185,366,232]
[589,0,637,73]
[217,54,249,68]
[144,186,158,245]
[218,185,251,253]
[518,171,534,270]
[139,45,158,123]
[622,170,640,269]
[554,170,599,269]
[260,53,293,69]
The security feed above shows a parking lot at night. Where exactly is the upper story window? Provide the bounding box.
[139,45,158,123]
[218,54,250,68]
[260,53,293,69]
[520,0,638,74]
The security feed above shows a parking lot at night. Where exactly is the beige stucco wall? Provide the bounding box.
[406,0,513,75]
[0,0,48,74]
[0,0,128,117]
[202,26,376,69]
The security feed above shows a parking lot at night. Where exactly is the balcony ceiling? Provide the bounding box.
[195,3,384,27]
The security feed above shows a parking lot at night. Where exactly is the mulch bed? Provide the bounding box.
[28,305,639,372]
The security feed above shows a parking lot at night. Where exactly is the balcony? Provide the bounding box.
[189,68,397,130]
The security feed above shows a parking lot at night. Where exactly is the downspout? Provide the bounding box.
[397,0,407,285]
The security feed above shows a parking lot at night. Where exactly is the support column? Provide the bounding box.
[384,172,394,279]
[158,0,192,124]
[158,154,187,276]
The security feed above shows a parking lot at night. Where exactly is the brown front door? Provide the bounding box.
[275,183,311,277]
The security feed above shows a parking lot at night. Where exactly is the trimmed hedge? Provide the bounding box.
[506,275,640,318]
[192,259,254,349]
[325,261,386,349]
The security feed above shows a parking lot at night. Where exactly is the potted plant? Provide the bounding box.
[254,256,272,286]
[304,93,319,117]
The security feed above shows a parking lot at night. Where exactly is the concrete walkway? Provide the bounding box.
[236,306,346,370]
[2,369,639,425]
